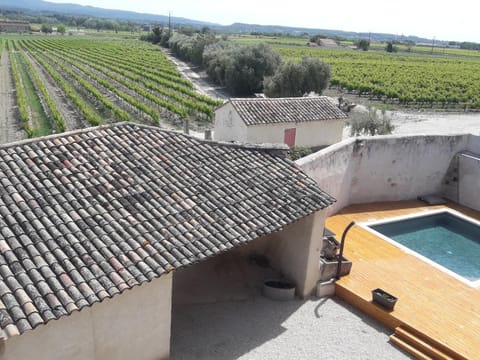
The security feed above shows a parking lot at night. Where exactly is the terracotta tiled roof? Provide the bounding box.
[0,123,334,337]
[225,97,347,126]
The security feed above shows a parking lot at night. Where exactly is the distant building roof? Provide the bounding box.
[223,97,347,126]
[0,20,30,25]
[0,123,334,337]
[319,38,339,47]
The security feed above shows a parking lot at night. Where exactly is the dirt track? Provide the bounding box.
[161,49,229,101]
[0,49,26,144]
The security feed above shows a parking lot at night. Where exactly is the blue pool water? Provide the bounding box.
[370,212,480,282]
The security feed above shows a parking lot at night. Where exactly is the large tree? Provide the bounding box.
[356,39,370,51]
[203,43,282,96]
[264,57,331,97]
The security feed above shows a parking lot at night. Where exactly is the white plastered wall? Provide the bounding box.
[213,103,248,142]
[265,210,327,297]
[0,274,172,360]
[458,152,480,211]
[297,134,474,215]
[214,103,344,148]
[245,120,344,147]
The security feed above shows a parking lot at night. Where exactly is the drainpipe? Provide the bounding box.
[336,221,355,280]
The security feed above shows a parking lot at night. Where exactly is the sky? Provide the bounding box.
[47,0,479,42]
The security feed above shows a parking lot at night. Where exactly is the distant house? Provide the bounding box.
[214,97,348,148]
[0,20,30,33]
[0,123,334,360]
[319,38,340,48]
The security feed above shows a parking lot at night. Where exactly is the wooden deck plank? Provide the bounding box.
[326,201,480,360]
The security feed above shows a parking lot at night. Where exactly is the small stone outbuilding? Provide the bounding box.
[214,97,348,148]
[0,123,335,359]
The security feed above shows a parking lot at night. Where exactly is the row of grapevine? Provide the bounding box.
[4,35,224,139]
[34,38,221,114]
[7,41,33,136]
[35,38,219,108]
[25,44,102,125]
[21,41,132,123]
[33,44,161,124]
[29,38,217,119]
[44,45,186,119]
[78,47,220,106]
[39,38,191,86]
[18,52,66,132]
[55,47,211,117]
[274,45,480,108]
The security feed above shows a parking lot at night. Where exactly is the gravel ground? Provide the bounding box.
[171,296,412,360]
[0,49,26,144]
[343,104,480,139]
[387,110,480,136]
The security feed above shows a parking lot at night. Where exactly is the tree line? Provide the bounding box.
[142,27,331,97]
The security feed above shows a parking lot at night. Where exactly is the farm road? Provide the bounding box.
[162,49,229,101]
[0,49,25,144]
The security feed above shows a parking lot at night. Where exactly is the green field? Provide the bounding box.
[233,35,480,109]
[1,35,221,138]
[276,46,480,107]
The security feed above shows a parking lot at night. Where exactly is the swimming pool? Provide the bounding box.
[364,209,480,288]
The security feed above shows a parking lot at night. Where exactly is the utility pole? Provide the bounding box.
[431,36,435,54]
[168,11,171,36]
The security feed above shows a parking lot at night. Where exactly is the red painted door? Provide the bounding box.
[284,128,296,147]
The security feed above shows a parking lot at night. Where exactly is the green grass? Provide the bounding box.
[15,53,51,136]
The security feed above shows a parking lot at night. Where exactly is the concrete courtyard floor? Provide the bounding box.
[171,296,412,360]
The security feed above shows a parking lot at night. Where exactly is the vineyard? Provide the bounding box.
[273,45,480,109]
[0,36,222,139]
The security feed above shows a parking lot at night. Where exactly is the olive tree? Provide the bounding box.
[264,57,331,97]
[356,39,370,51]
[203,43,282,96]
[348,106,395,136]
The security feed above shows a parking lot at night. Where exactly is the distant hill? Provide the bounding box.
[0,0,446,44]
[0,0,215,26]
[220,23,435,44]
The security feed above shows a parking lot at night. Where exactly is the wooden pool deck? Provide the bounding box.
[326,201,480,360]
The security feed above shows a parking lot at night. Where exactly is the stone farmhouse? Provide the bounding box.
[0,21,30,33]
[0,123,335,360]
[214,97,347,148]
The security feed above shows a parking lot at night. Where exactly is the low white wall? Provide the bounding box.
[1,274,172,360]
[458,152,480,211]
[296,140,356,214]
[297,134,476,215]
[467,134,480,154]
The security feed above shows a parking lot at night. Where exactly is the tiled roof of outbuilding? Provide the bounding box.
[0,123,335,338]
[225,96,347,126]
